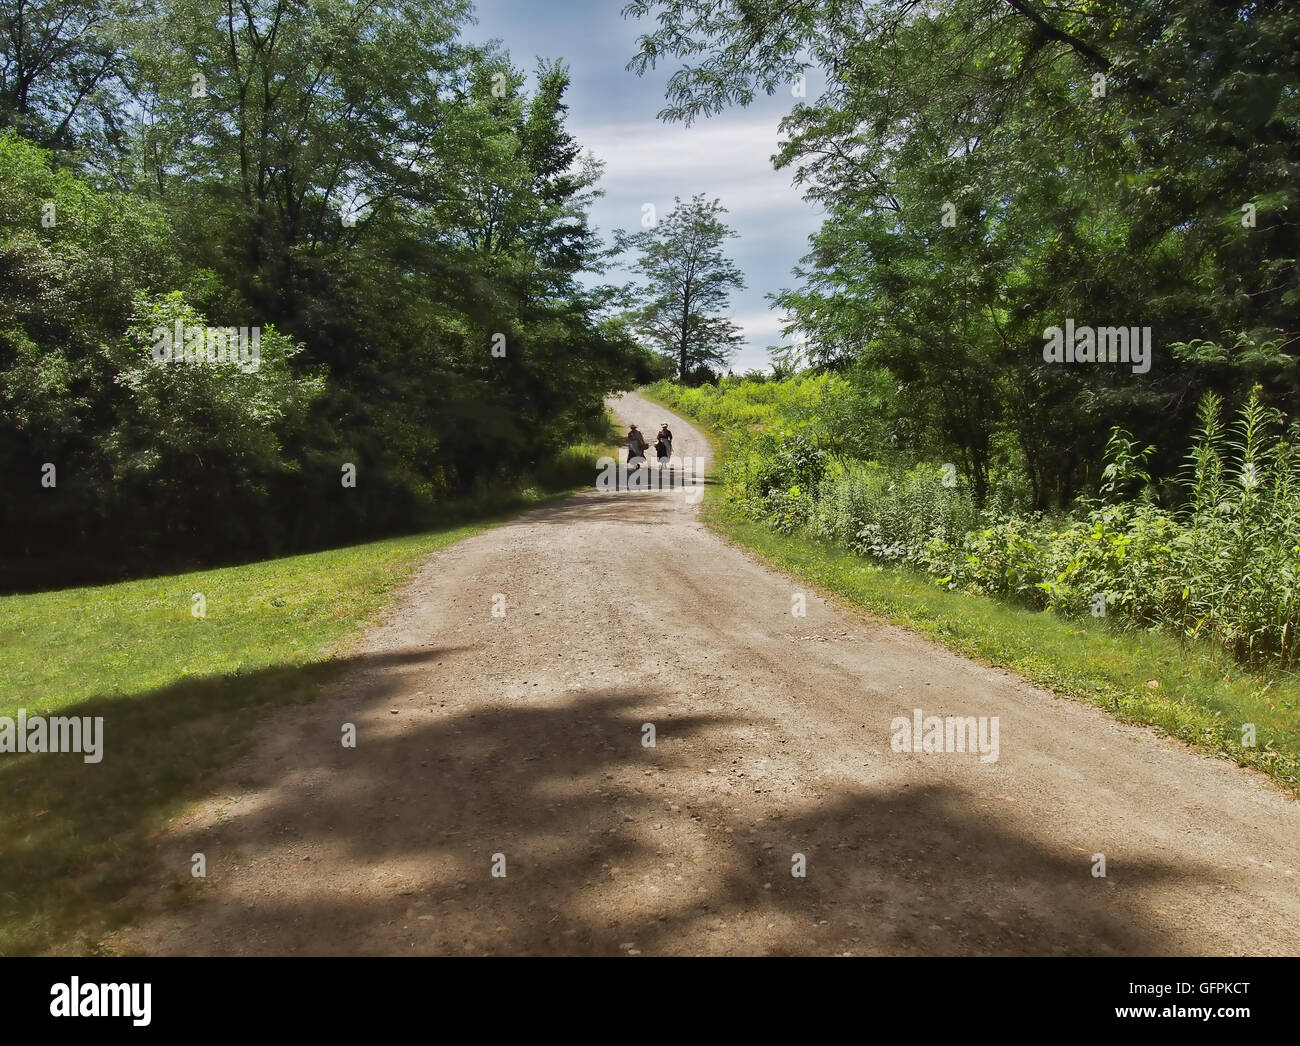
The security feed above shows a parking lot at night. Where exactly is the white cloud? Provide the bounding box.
[582,115,786,170]
[581,114,806,219]
[732,310,791,342]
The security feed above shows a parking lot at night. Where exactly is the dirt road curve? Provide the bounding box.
[111,391,1300,956]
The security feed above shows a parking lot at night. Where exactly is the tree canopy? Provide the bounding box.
[1,0,645,586]
[625,0,1300,507]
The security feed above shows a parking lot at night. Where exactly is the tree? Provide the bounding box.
[623,0,1300,506]
[0,5,650,583]
[0,0,128,151]
[617,194,745,381]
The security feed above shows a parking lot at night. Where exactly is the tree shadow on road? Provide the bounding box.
[106,666,1203,956]
[0,647,463,955]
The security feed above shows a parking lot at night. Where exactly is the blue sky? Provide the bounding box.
[468,0,825,372]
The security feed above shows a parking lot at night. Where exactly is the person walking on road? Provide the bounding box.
[655,423,673,464]
[627,424,647,471]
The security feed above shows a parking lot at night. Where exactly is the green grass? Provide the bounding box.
[649,385,1300,795]
[0,439,614,956]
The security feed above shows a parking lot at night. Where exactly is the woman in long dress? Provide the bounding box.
[627,424,647,472]
[655,423,673,464]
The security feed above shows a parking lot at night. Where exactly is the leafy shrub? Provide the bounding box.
[664,375,1300,669]
[104,292,324,550]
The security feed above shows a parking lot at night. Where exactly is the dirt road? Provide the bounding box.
[110,391,1300,956]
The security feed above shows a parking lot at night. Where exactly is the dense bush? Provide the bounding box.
[654,377,1300,669]
[0,8,644,588]
[106,293,325,553]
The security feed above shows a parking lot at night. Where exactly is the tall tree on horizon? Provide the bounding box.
[617,193,745,381]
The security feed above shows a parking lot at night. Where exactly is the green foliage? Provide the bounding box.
[0,7,646,586]
[650,371,845,434]
[0,0,125,150]
[626,0,1300,510]
[103,293,325,550]
[663,375,1300,670]
[1099,429,1156,503]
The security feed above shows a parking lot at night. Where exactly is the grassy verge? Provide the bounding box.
[0,441,611,956]
[648,387,1300,795]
